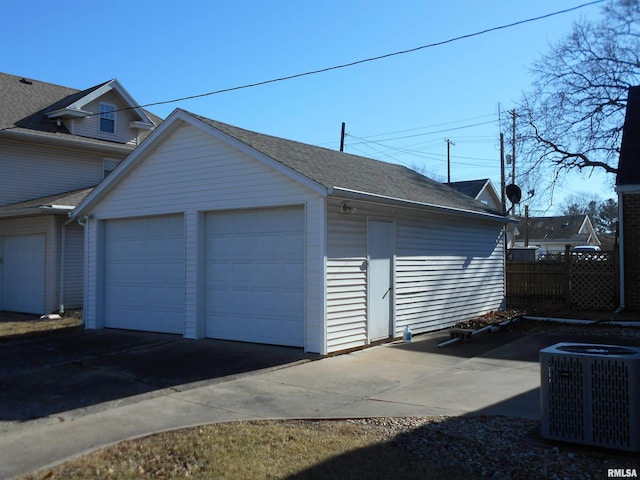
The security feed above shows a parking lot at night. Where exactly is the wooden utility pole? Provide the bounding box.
[340,122,346,152]
[500,133,506,215]
[509,109,517,186]
[445,138,455,183]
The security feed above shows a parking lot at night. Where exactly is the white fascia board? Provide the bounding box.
[0,128,134,155]
[46,108,92,119]
[71,110,187,218]
[328,186,513,223]
[180,111,328,197]
[69,79,154,126]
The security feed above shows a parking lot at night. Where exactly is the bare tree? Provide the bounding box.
[517,0,640,185]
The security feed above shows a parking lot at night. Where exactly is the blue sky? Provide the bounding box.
[2,0,612,213]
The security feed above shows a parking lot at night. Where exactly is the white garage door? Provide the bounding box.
[104,215,184,334]
[205,206,305,346]
[1,234,45,314]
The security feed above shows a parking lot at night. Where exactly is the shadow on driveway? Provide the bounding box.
[0,328,317,422]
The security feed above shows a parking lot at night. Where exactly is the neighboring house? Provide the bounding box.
[72,108,509,354]
[0,72,159,314]
[512,214,601,253]
[447,178,502,212]
[616,85,640,311]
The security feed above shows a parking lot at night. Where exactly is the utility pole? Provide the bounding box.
[509,109,517,186]
[340,122,346,152]
[500,133,506,215]
[445,138,455,183]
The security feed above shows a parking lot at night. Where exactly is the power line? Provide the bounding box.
[135,1,602,112]
[0,0,603,133]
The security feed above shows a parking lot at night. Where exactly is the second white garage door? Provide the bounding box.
[205,206,305,346]
[104,215,185,334]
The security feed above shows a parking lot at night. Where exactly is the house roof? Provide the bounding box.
[73,109,509,222]
[0,187,94,219]
[446,179,491,198]
[517,214,599,244]
[0,72,162,146]
[617,85,640,186]
[186,111,502,218]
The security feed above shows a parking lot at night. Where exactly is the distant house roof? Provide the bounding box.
[447,179,491,198]
[518,214,600,245]
[73,109,508,221]
[617,85,640,187]
[0,72,162,146]
[0,187,94,219]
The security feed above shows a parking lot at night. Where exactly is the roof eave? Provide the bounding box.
[0,128,134,154]
[328,187,512,223]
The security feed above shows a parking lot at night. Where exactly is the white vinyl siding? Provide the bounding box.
[71,92,141,145]
[61,220,84,309]
[0,139,128,206]
[395,214,505,333]
[326,202,368,352]
[325,198,505,353]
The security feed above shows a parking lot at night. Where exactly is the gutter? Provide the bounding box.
[0,128,134,155]
[327,186,514,223]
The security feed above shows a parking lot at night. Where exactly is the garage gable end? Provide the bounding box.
[74,111,325,220]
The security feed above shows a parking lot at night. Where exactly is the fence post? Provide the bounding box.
[564,244,572,306]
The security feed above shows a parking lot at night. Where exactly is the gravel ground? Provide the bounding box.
[349,416,639,480]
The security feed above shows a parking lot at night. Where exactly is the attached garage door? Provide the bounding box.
[104,215,184,334]
[1,234,45,314]
[205,206,304,346]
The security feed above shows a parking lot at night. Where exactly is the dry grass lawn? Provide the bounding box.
[22,420,455,480]
[0,311,83,339]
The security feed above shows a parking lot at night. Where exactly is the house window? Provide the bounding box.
[103,159,119,178]
[99,103,115,134]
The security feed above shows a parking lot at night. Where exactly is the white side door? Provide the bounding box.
[367,220,394,341]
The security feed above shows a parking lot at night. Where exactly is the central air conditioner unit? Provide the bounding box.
[540,342,640,452]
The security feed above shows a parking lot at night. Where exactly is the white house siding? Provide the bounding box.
[0,139,125,206]
[83,122,326,352]
[60,219,85,310]
[70,92,142,145]
[395,213,505,333]
[326,200,371,353]
[325,198,505,353]
[0,216,58,313]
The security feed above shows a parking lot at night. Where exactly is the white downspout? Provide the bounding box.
[59,222,67,314]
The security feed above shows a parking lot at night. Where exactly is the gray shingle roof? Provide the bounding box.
[186,110,500,217]
[447,179,490,199]
[0,72,162,142]
[617,85,640,186]
[519,215,592,242]
[0,187,94,218]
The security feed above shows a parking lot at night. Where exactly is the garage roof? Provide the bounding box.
[186,110,501,217]
[73,108,508,221]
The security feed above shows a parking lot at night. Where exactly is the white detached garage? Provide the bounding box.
[72,109,508,354]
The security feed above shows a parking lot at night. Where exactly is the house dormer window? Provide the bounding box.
[99,103,116,134]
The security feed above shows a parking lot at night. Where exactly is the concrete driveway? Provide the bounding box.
[0,322,637,478]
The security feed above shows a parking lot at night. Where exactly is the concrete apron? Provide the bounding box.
[0,329,583,479]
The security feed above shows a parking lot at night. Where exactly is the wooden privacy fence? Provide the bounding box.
[506,249,618,310]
